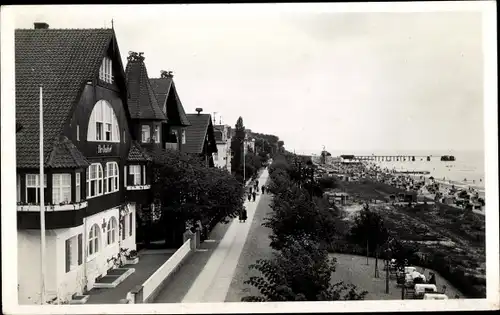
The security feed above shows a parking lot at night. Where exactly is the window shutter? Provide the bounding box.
[65,239,71,273]
[142,165,146,185]
[124,166,127,187]
[122,217,126,240]
[78,234,83,265]
[129,213,133,236]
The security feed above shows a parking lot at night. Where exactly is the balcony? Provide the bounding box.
[164,142,178,151]
[17,201,88,212]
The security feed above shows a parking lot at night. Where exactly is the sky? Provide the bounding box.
[10,4,486,155]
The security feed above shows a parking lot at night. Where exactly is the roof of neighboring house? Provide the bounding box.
[183,113,214,154]
[125,53,166,121]
[149,73,191,126]
[127,141,153,162]
[46,136,90,168]
[214,130,223,142]
[15,27,122,168]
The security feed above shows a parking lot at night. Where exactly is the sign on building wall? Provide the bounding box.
[97,144,113,154]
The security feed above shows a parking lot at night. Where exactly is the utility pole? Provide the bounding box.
[243,138,246,183]
[39,86,47,304]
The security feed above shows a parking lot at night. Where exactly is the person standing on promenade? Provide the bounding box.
[247,192,252,202]
[252,191,256,202]
[262,185,266,194]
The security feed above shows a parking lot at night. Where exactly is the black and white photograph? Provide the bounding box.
[1,2,498,314]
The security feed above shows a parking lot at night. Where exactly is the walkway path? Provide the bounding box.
[181,169,269,302]
[152,169,270,303]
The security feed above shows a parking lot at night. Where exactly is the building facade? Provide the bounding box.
[213,124,232,171]
[182,109,218,167]
[16,24,146,304]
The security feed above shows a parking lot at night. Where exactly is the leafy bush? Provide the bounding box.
[242,235,367,301]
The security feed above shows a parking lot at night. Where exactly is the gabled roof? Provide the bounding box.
[127,141,153,162]
[47,136,90,168]
[150,72,191,126]
[183,113,215,154]
[125,53,166,121]
[15,27,123,168]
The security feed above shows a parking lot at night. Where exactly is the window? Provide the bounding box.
[75,173,81,202]
[153,125,160,143]
[123,130,126,143]
[76,125,80,141]
[88,224,100,256]
[141,125,150,143]
[25,174,47,204]
[86,163,104,198]
[107,217,117,245]
[105,162,119,194]
[99,57,113,83]
[129,165,141,185]
[52,174,71,205]
[87,100,120,142]
[182,129,186,144]
[121,216,126,241]
[142,165,146,185]
[65,234,82,273]
[129,213,133,236]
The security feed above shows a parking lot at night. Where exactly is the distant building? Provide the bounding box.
[183,109,218,167]
[213,124,232,171]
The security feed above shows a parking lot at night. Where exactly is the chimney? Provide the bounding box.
[195,108,203,115]
[34,22,49,30]
[161,70,174,79]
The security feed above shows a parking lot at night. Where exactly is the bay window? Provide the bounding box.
[105,162,119,194]
[87,100,120,142]
[52,174,72,205]
[86,163,104,198]
[75,173,81,202]
[129,165,142,185]
[141,125,151,143]
[25,174,47,204]
[154,125,160,143]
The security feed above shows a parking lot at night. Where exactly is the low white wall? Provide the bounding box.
[141,239,192,302]
[18,230,58,304]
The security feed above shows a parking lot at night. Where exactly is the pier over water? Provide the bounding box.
[340,155,456,162]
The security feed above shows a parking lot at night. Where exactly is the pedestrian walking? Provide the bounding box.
[261,186,266,194]
[249,187,253,194]
[252,191,256,202]
[241,209,248,222]
[239,209,244,222]
[247,193,252,202]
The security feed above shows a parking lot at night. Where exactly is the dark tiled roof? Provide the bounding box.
[47,136,90,168]
[182,113,212,154]
[127,141,153,162]
[15,28,116,168]
[150,76,191,126]
[125,55,166,121]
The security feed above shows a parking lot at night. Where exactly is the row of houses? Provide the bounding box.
[14,22,239,304]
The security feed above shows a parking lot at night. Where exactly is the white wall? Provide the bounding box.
[18,230,58,304]
[18,204,137,304]
[142,239,191,302]
[214,143,227,169]
[83,207,120,289]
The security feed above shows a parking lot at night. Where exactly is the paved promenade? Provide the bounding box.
[153,169,270,303]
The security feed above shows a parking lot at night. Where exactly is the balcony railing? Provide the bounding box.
[17,201,88,212]
[165,142,178,150]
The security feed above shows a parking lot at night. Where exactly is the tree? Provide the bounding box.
[242,235,367,301]
[277,140,285,153]
[150,148,245,246]
[231,117,246,179]
[349,205,389,277]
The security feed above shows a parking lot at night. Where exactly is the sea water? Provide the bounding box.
[327,150,485,189]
